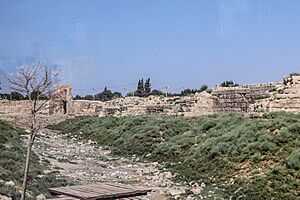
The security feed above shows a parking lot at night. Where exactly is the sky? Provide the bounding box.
[0,0,300,95]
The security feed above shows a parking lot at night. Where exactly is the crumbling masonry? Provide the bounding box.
[1,75,300,117]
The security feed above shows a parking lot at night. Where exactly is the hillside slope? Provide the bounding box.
[50,112,300,199]
[0,120,70,199]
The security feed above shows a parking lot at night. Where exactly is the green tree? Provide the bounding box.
[144,78,151,96]
[74,95,82,100]
[199,84,208,92]
[95,87,122,101]
[112,91,122,99]
[25,91,47,100]
[83,95,94,100]
[11,92,25,100]
[126,92,134,97]
[220,80,239,87]
[135,79,145,97]
[179,85,208,96]
[289,72,300,77]
[134,78,152,97]
[180,88,195,96]
[150,89,164,96]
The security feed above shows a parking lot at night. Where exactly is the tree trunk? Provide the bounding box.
[21,138,33,200]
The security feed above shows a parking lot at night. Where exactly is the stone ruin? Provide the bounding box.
[1,74,300,117]
[49,85,73,115]
[212,83,280,113]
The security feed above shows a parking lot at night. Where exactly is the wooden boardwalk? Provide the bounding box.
[49,183,151,200]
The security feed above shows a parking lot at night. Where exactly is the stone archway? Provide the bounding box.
[49,85,72,115]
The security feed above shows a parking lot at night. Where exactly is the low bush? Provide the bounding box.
[286,149,300,170]
[0,120,71,199]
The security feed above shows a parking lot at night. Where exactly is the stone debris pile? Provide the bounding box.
[32,129,201,199]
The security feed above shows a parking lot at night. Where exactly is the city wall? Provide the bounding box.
[1,75,300,118]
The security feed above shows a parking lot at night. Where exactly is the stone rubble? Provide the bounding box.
[4,181,15,187]
[36,194,46,200]
[31,129,195,199]
[0,194,12,200]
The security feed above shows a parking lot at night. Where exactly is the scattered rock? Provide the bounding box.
[160,172,172,179]
[168,187,185,196]
[0,194,12,200]
[201,182,206,188]
[191,183,203,194]
[186,195,196,200]
[4,181,15,187]
[36,194,46,200]
[30,129,189,199]
[149,192,169,200]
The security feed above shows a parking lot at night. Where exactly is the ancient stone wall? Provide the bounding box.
[70,92,214,117]
[49,85,73,115]
[1,75,300,118]
[250,75,300,113]
[211,82,280,113]
[0,100,50,115]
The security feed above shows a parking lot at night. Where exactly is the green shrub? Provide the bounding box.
[0,183,21,200]
[0,120,72,199]
[286,149,300,170]
[50,112,300,199]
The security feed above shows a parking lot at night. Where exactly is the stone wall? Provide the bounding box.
[1,75,300,118]
[49,85,73,115]
[69,92,214,117]
[250,75,300,113]
[211,82,281,113]
[0,100,50,115]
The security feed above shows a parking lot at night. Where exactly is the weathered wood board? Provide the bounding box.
[49,183,151,200]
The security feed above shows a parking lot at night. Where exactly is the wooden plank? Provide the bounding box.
[104,183,151,194]
[80,184,149,199]
[50,187,92,199]
[105,183,148,191]
[87,184,136,194]
[49,183,151,200]
[47,198,78,200]
[49,188,97,199]
[78,184,136,199]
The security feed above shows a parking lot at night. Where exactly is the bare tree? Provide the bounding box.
[7,62,58,200]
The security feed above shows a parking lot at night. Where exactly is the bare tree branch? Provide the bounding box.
[6,62,60,200]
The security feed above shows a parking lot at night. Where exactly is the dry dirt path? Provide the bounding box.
[32,129,199,200]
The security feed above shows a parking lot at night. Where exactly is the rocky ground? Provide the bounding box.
[30,129,202,200]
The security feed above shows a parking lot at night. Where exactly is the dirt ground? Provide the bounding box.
[33,128,192,200]
[1,114,201,200]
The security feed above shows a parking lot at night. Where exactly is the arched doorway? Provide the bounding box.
[62,100,68,114]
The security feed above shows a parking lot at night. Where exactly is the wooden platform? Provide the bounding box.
[49,197,146,200]
[49,183,151,200]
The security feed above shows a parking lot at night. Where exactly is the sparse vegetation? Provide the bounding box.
[0,92,25,100]
[0,120,71,199]
[254,94,271,100]
[220,80,239,87]
[289,72,300,77]
[50,112,300,199]
[180,85,208,96]
[74,87,122,101]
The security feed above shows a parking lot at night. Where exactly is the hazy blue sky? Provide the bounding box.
[0,0,299,95]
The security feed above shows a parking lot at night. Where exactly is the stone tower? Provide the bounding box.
[49,84,72,115]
